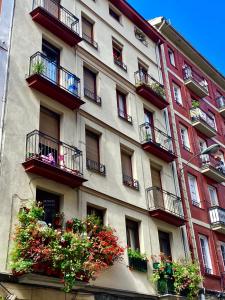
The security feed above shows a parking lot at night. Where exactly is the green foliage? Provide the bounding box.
[32,61,45,74]
[127,248,148,261]
[191,100,200,108]
[10,202,124,293]
[149,82,166,98]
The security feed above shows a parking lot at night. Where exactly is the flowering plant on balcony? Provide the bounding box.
[10,203,124,292]
[151,255,202,299]
[148,81,165,99]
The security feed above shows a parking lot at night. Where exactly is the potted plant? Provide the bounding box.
[32,60,46,75]
[148,82,166,99]
[191,100,200,109]
[127,248,148,272]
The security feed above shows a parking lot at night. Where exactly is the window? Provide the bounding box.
[208,111,217,130]
[117,90,131,122]
[168,48,176,66]
[109,6,121,22]
[86,129,102,174]
[83,67,100,104]
[112,41,127,71]
[121,149,138,189]
[158,231,172,258]
[36,189,60,226]
[199,138,209,164]
[82,16,97,48]
[221,242,225,269]
[199,235,212,274]
[188,174,201,206]
[180,125,190,151]
[208,185,218,206]
[173,83,182,105]
[126,219,139,250]
[134,27,148,46]
[42,40,60,83]
[87,205,104,224]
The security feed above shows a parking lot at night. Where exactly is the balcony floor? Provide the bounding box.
[26,74,84,110]
[192,121,216,138]
[142,141,176,162]
[211,223,225,234]
[201,165,225,183]
[219,107,225,118]
[23,158,87,188]
[149,208,185,227]
[136,84,169,110]
[184,79,209,98]
[30,7,82,46]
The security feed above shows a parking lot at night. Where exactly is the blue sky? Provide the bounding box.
[127,0,225,76]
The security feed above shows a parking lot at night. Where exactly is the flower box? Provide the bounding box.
[128,256,147,272]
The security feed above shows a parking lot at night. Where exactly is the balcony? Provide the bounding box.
[216,96,225,117]
[26,52,84,110]
[22,130,87,188]
[209,206,225,233]
[183,66,209,98]
[123,174,139,190]
[30,0,82,46]
[190,108,217,138]
[86,158,106,176]
[200,155,225,183]
[146,187,185,227]
[140,123,176,162]
[134,71,168,109]
[84,88,101,105]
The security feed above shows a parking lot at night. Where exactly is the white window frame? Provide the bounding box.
[173,83,182,105]
[188,174,201,206]
[168,49,176,66]
[180,125,190,151]
[208,185,218,206]
[199,234,213,274]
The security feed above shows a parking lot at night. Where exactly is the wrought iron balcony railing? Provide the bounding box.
[134,70,166,99]
[200,155,225,176]
[216,96,225,110]
[140,123,174,154]
[123,174,139,190]
[82,33,98,49]
[25,130,84,176]
[183,66,208,93]
[29,52,80,98]
[118,109,132,123]
[86,158,106,176]
[146,187,184,219]
[209,206,225,226]
[32,0,80,35]
[190,107,216,131]
[114,56,127,72]
[84,88,101,105]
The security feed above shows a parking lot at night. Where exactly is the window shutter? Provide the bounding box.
[126,219,139,250]
[86,130,99,163]
[40,107,59,140]
[121,152,132,177]
[84,67,96,92]
[151,167,162,189]
[158,231,171,258]
[82,17,93,38]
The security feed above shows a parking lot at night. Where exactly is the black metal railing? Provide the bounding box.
[29,52,80,98]
[32,0,80,36]
[114,56,127,72]
[200,154,225,176]
[25,130,83,176]
[123,174,139,190]
[118,109,132,123]
[86,158,106,176]
[183,66,208,93]
[209,206,225,226]
[84,88,101,105]
[190,107,216,131]
[146,187,184,219]
[82,32,98,49]
[216,96,225,110]
[140,123,174,154]
[134,70,166,99]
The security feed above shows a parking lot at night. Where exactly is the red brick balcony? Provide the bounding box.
[216,96,225,117]
[22,130,87,188]
[190,107,217,138]
[209,206,225,233]
[26,52,84,110]
[146,187,185,227]
[140,123,177,162]
[134,71,169,109]
[200,155,225,183]
[183,66,209,98]
[30,0,82,46]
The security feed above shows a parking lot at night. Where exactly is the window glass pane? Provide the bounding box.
[126,219,139,250]
[158,231,171,258]
[87,205,104,224]
[188,174,200,205]
[208,186,218,206]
